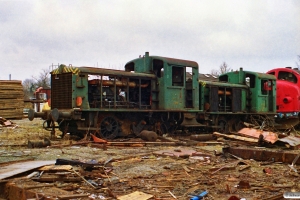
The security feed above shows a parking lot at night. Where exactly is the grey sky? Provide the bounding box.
[1,0,299,81]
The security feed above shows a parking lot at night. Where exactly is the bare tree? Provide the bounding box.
[210,62,232,76]
[22,78,35,100]
[32,68,51,88]
[22,68,51,99]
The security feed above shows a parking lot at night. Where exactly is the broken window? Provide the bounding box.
[172,66,184,86]
[278,71,297,83]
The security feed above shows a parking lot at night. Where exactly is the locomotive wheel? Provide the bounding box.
[99,116,119,139]
[171,112,184,125]
[217,118,229,133]
[234,120,245,132]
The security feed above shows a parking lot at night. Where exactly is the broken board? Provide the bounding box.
[0,160,55,180]
[117,191,153,200]
[153,148,196,158]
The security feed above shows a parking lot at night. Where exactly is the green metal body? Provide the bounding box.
[30,53,278,138]
[219,68,276,113]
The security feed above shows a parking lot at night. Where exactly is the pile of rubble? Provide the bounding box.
[0,120,300,199]
[0,117,18,129]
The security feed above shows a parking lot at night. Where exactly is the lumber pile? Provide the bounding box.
[0,80,24,119]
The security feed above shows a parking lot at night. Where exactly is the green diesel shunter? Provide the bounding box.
[29,52,277,139]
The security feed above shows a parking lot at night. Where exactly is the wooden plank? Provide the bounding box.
[58,194,89,199]
[0,100,24,109]
[0,161,55,180]
[0,85,23,90]
[39,165,73,171]
[0,80,22,84]
[117,191,153,200]
[0,80,25,119]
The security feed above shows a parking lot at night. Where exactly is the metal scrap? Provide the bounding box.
[238,128,278,144]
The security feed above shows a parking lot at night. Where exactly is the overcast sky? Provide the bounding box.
[1,0,299,81]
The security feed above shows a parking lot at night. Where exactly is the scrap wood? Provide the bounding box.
[288,151,300,172]
[0,160,55,180]
[168,190,177,199]
[117,191,153,200]
[57,193,89,199]
[94,141,178,146]
[182,165,191,173]
[48,141,91,148]
[39,164,73,171]
[71,169,97,189]
[0,117,13,126]
[213,132,258,143]
[91,142,145,147]
[32,174,82,182]
[149,185,174,189]
[272,183,294,188]
[210,160,240,174]
[23,183,55,189]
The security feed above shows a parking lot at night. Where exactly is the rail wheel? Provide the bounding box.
[217,117,229,133]
[99,116,119,139]
[234,119,245,132]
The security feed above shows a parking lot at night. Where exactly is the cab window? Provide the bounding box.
[278,71,297,83]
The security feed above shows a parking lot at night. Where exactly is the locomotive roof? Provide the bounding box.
[51,65,157,79]
[221,68,276,80]
[126,55,199,68]
[267,67,300,75]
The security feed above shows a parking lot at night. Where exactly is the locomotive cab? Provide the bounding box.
[219,68,276,113]
[267,67,300,124]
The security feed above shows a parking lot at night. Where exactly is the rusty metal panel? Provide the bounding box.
[210,87,219,112]
[224,146,300,164]
[51,73,72,109]
[0,161,55,180]
[232,88,241,112]
[279,135,300,147]
[238,128,278,143]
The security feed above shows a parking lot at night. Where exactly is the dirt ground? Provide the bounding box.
[0,118,299,200]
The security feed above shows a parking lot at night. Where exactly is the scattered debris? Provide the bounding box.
[2,119,300,199]
[27,137,51,148]
[238,128,278,144]
[189,190,208,200]
[223,146,300,164]
[117,191,153,200]
[138,130,158,141]
[153,148,197,158]
[237,180,251,189]
[0,117,18,128]
[0,160,55,180]
[213,132,258,143]
[278,135,300,148]
[288,151,300,172]
[190,134,216,141]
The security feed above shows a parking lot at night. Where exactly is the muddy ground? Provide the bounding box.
[0,118,299,200]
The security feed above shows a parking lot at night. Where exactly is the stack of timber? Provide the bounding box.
[0,80,24,119]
